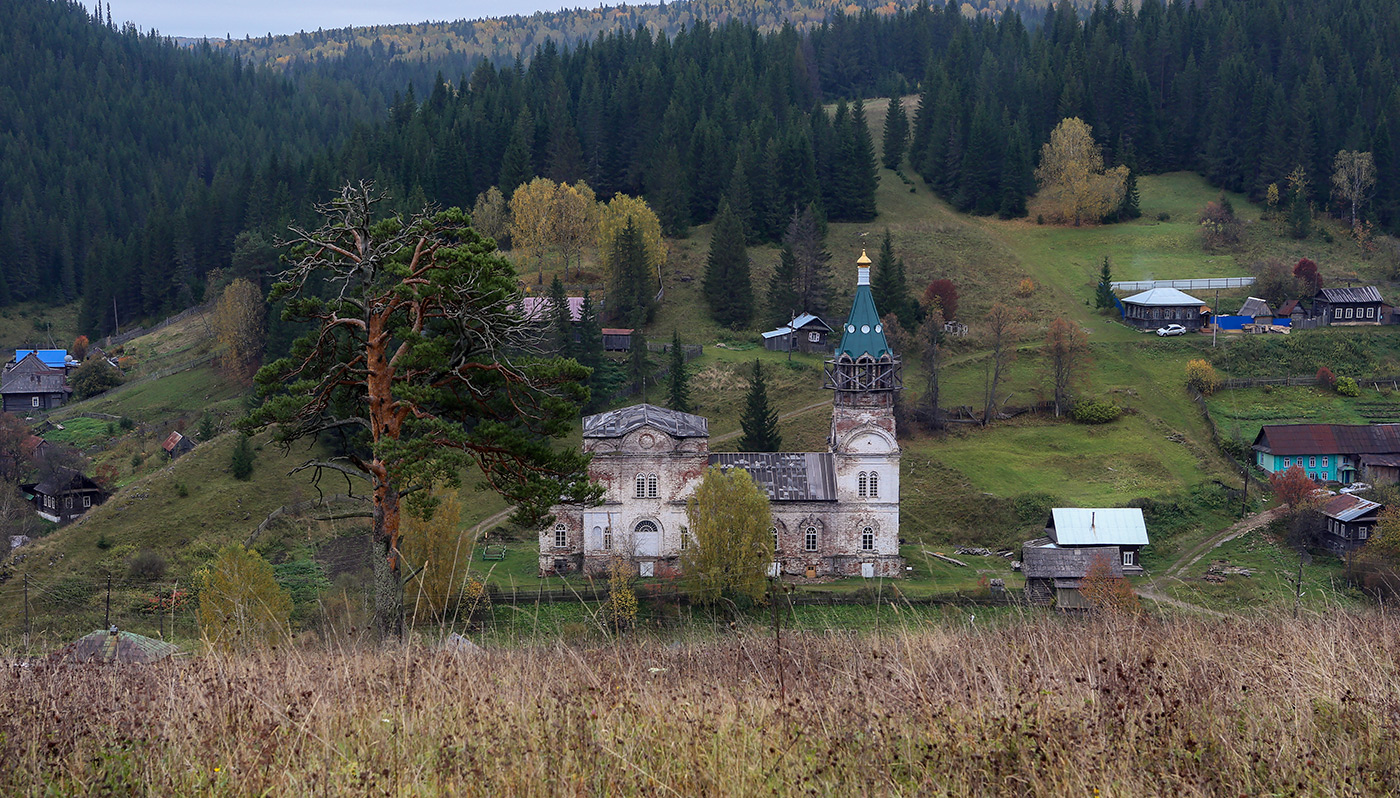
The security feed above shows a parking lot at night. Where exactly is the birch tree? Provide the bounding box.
[1332,150,1376,232]
[1034,118,1128,225]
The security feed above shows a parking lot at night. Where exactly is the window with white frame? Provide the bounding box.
[861,528,874,551]
[868,472,878,498]
[646,474,658,498]
[805,527,818,551]
[31,397,39,408]
[82,495,91,508]
[1283,457,1290,467]
[635,473,647,498]
[554,524,567,548]
[858,472,867,497]
[680,526,691,550]
[1368,307,1376,318]
[771,527,779,552]
[64,496,72,509]
[1309,456,1317,467]
[808,331,821,343]
[1122,550,1136,567]
[603,528,613,550]
[1360,526,1370,539]
[1322,456,1329,466]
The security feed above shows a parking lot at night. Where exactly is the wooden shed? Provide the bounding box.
[761,313,834,354]
[601,328,633,351]
[1021,544,1125,608]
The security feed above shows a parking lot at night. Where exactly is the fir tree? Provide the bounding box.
[627,308,651,399]
[882,94,908,171]
[738,360,781,452]
[576,291,607,411]
[1119,171,1142,220]
[703,201,753,329]
[498,109,535,199]
[871,229,915,330]
[1094,258,1117,311]
[230,433,254,481]
[766,244,801,329]
[666,329,691,413]
[547,275,573,357]
[783,205,831,318]
[608,217,655,323]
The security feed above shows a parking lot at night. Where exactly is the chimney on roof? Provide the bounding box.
[1091,511,1096,531]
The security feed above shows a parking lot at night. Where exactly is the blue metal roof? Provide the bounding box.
[15,350,68,368]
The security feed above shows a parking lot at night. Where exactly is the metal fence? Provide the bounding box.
[1111,277,1255,292]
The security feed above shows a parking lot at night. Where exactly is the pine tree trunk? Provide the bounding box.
[372,486,405,641]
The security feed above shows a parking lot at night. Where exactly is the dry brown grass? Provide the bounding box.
[3,613,1399,795]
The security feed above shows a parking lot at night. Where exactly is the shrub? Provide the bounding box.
[1157,211,1170,221]
[118,416,135,431]
[1070,400,1122,424]
[230,434,254,480]
[1011,492,1061,526]
[1185,359,1222,395]
[1335,376,1361,397]
[128,548,167,582]
[1316,366,1336,387]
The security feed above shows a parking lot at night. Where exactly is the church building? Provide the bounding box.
[539,251,904,579]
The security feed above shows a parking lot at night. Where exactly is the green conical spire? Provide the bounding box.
[834,250,892,360]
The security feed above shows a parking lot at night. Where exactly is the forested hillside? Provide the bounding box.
[0,0,376,329]
[4,0,1400,341]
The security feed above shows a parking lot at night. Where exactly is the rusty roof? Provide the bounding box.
[1253,424,1400,456]
[1321,494,1382,522]
[708,452,837,502]
[161,431,185,452]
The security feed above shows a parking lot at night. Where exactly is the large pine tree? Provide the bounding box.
[703,201,753,329]
[738,360,781,452]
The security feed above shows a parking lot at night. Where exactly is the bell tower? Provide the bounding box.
[825,250,903,447]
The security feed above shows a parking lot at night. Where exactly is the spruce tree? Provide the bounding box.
[766,244,801,329]
[783,205,831,318]
[608,217,654,323]
[498,109,535,199]
[871,229,915,331]
[738,360,781,452]
[703,201,753,329]
[1094,258,1117,311]
[547,275,573,357]
[627,308,651,399]
[576,291,607,411]
[882,94,908,171]
[230,433,255,481]
[1119,171,1142,220]
[666,329,691,413]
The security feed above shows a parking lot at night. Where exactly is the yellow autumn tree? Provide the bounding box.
[681,466,773,608]
[399,488,475,622]
[597,194,665,287]
[195,544,292,652]
[1034,117,1129,226]
[471,186,511,248]
[552,181,598,278]
[212,277,266,385]
[1185,359,1222,395]
[509,177,561,282]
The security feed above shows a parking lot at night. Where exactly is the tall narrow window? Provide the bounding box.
[635,473,647,498]
[680,526,691,550]
[646,474,658,498]
[861,528,874,551]
[603,528,613,550]
[805,527,818,552]
[82,496,91,508]
[868,472,879,498]
[554,524,567,548]
[771,527,779,552]
[858,472,867,497]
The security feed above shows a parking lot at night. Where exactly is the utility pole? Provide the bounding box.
[1212,288,1220,348]
[24,574,30,651]
[104,573,111,628]
[1293,557,1304,619]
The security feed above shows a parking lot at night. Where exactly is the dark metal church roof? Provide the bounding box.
[708,452,837,501]
[582,403,709,439]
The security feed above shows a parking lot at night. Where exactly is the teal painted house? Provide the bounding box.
[1252,424,1400,484]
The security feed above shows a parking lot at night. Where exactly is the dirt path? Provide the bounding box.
[710,399,832,444]
[1136,506,1285,617]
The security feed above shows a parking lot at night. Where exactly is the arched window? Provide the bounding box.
[868,472,878,498]
[861,527,874,551]
[857,472,867,497]
[647,474,658,498]
[635,473,647,498]
[805,526,818,552]
[553,524,567,548]
[771,527,779,552]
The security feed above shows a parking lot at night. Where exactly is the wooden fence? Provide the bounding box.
[1219,374,1400,390]
[483,584,1022,608]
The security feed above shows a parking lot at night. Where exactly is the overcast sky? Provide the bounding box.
[107,1,585,39]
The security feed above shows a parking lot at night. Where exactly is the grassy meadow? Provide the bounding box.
[4,614,1398,796]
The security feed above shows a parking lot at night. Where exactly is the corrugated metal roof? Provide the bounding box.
[1239,297,1274,317]
[0,370,68,394]
[1360,454,1400,468]
[14,350,69,368]
[708,452,837,501]
[1321,494,1382,522]
[1318,286,1383,304]
[519,296,586,322]
[1021,544,1125,579]
[582,403,708,439]
[1253,424,1400,456]
[1048,508,1149,546]
[1122,287,1206,307]
[790,313,831,332]
[1278,300,1301,316]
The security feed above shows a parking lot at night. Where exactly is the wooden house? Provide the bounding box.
[761,313,834,354]
[1314,286,1383,325]
[22,468,105,524]
[1319,494,1382,555]
[1251,424,1400,484]
[1120,287,1210,331]
[1,352,70,412]
[1021,545,1125,608]
[601,328,633,351]
[1043,507,1149,573]
[162,430,195,459]
[1238,296,1275,325]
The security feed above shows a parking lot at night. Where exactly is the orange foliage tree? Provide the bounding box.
[1269,464,1319,510]
[1079,552,1140,615]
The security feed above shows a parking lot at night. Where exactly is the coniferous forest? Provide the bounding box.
[3,0,1400,339]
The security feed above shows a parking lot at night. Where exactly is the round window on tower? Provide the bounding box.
[847,324,856,333]
[874,324,883,333]
[861,325,870,334]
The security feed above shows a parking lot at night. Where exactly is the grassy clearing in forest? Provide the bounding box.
[4,614,1398,796]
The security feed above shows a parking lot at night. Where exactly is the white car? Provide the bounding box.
[1156,324,1187,336]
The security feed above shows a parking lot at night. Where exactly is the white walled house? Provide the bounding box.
[540,252,903,580]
